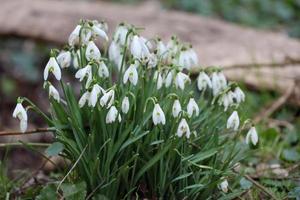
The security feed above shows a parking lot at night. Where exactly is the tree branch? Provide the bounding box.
[0,128,53,137]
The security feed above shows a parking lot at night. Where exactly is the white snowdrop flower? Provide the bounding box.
[75,64,93,88]
[218,72,227,89]
[187,47,198,66]
[89,84,104,107]
[176,118,191,138]
[219,179,229,193]
[68,25,81,46]
[121,96,130,114]
[233,87,245,104]
[57,51,71,69]
[86,41,101,61]
[130,35,150,60]
[211,72,222,96]
[140,36,153,50]
[157,40,167,59]
[80,28,92,45]
[123,63,138,85]
[44,57,61,81]
[175,72,191,90]
[100,90,115,108]
[165,70,173,88]
[152,104,166,126]
[172,100,182,118]
[49,85,60,102]
[153,71,163,90]
[118,114,122,122]
[114,24,128,45]
[108,41,122,69]
[130,35,143,59]
[98,61,109,78]
[73,50,80,69]
[178,50,191,69]
[246,127,258,146]
[187,98,199,118]
[78,91,91,108]
[106,106,119,124]
[226,111,239,131]
[148,53,158,68]
[92,25,108,41]
[12,103,28,133]
[197,72,212,91]
[219,91,235,111]
[167,36,179,55]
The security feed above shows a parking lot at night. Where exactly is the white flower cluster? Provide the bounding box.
[13,20,258,147]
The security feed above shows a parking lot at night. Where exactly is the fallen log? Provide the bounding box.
[0,0,300,104]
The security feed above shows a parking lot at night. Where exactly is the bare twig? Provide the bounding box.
[0,128,53,137]
[254,81,295,123]
[244,174,279,200]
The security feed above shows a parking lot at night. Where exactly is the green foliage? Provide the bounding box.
[162,0,300,38]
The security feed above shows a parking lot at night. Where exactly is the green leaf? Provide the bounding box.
[189,148,219,163]
[61,181,87,200]
[239,177,252,190]
[45,142,64,156]
[92,194,110,200]
[288,187,300,200]
[119,131,149,152]
[36,184,57,200]
[282,149,300,162]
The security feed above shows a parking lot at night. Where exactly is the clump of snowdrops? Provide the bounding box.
[12,19,258,199]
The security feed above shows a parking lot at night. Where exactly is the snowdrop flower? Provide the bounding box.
[81,28,92,45]
[157,40,167,59]
[172,100,182,118]
[121,96,130,114]
[226,111,239,131]
[148,53,158,68]
[108,41,122,70]
[57,51,71,68]
[12,103,28,133]
[219,179,229,193]
[44,57,61,81]
[130,35,150,59]
[68,25,81,46]
[212,72,227,96]
[176,118,191,138]
[187,98,199,118]
[246,127,258,146]
[100,90,115,108]
[92,25,108,41]
[154,71,163,90]
[123,63,138,85]
[175,72,191,90]
[98,61,109,78]
[86,41,101,61]
[197,72,212,91]
[106,106,119,124]
[73,50,80,69]
[167,36,179,55]
[49,85,60,102]
[152,104,166,125]
[113,24,128,45]
[165,70,173,88]
[233,87,245,104]
[187,47,198,66]
[79,91,91,108]
[219,91,235,111]
[89,84,104,107]
[75,64,92,88]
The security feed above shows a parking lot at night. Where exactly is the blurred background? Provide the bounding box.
[0,0,300,198]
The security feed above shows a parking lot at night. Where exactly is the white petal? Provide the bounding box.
[44,57,61,81]
[172,100,182,118]
[68,25,81,46]
[98,61,109,78]
[122,97,130,114]
[49,85,60,102]
[57,51,71,68]
[79,91,90,108]
[86,41,101,61]
[226,111,239,131]
[20,119,28,133]
[92,25,108,41]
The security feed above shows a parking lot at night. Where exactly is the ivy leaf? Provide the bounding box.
[36,184,57,200]
[61,181,87,200]
[45,142,64,156]
[240,177,253,190]
[282,149,300,162]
